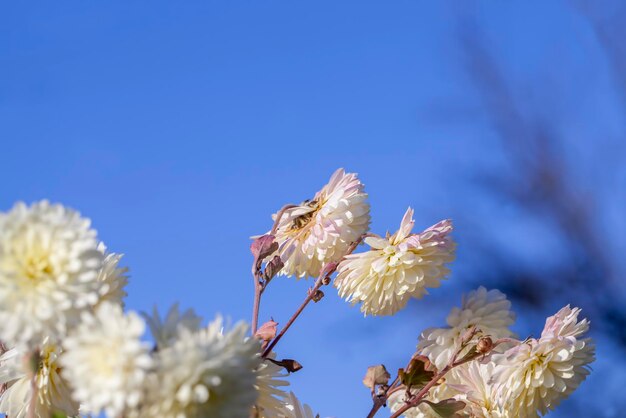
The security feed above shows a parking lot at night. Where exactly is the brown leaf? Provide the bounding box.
[362,364,391,389]
[263,255,284,281]
[267,358,303,373]
[250,235,278,261]
[399,356,435,389]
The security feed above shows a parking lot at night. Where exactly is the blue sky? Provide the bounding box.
[1,1,624,417]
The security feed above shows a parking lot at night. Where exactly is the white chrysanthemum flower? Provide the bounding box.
[141,316,261,418]
[142,303,202,349]
[60,302,152,418]
[452,362,511,418]
[278,392,319,418]
[540,305,589,339]
[0,341,79,418]
[493,306,595,417]
[387,383,457,418]
[418,287,515,370]
[95,243,128,306]
[0,201,105,346]
[272,168,370,279]
[254,356,290,417]
[335,208,455,316]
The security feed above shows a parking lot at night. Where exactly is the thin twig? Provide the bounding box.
[252,204,297,335]
[388,365,450,418]
[262,236,365,358]
[384,333,503,418]
[261,266,333,358]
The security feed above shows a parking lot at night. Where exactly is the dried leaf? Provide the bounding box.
[423,399,465,418]
[263,255,284,281]
[250,235,278,261]
[399,356,435,389]
[362,364,391,389]
[267,358,303,373]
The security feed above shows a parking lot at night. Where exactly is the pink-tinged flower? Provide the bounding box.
[334,208,455,316]
[272,169,370,279]
[0,341,79,418]
[541,305,589,339]
[493,306,595,417]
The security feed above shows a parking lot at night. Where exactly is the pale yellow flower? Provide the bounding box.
[335,207,454,316]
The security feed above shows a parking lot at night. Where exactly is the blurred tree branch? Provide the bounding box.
[454,15,626,346]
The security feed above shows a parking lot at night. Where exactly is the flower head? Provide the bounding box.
[418,287,515,370]
[272,168,370,279]
[0,201,105,346]
[0,341,79,418]
[493,306,594,417]
[142,303,202,349]
[60,302,152,417]
[254,356,290,417]
[95,244,129,307]
[141,316,261,418]
[335,208,455,316]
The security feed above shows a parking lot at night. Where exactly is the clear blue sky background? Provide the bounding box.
[1,1,624,417]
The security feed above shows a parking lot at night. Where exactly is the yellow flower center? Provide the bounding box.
[289,199,321,232]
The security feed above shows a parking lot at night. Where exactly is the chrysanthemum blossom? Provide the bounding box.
[334,207,454,316]
[541,305,589,339]
[95,243,129,306]
[272,168,370,279]
[142,303,202,349]
[0,201,105,346]
[493,306,595,417]
[278,392,319,418]
[60,302,152,418]
[0,341,79,418]
[418,287,515,370]
[387,383,457,418]
[254,356,290,418]
[141,316,261,418]
[452,362,511,418]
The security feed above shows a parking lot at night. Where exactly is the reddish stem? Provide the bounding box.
[262,237,365,358]
[251,204,296,335]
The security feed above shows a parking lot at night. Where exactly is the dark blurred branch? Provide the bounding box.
[455,18,625,345]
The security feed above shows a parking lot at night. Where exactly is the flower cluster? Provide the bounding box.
[387,291,594,418]
[0,168,594,418]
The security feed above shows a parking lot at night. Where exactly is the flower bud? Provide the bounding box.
[477,336,494,354]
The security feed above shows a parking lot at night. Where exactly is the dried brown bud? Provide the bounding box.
[362,364,391,389]
[312,290,324,302]
[250,235,278,261]
[255,320,278,342]
[477,336,494,354]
